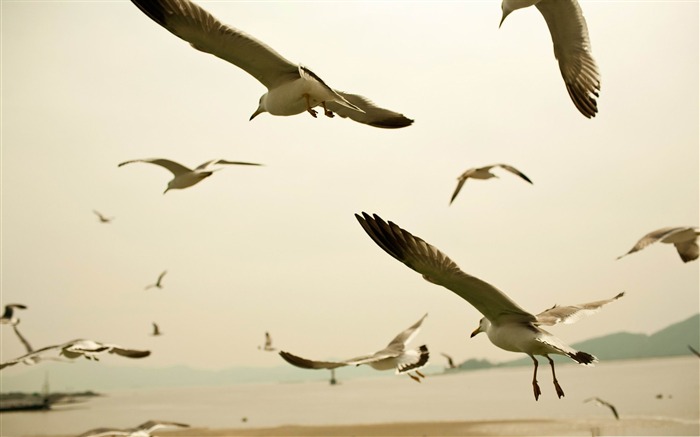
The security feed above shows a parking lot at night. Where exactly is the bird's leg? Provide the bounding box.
[303,94,318,118]
[415,370,425,379]
[408,373,421,383]
[546,355,565,399]
[530,355,541,401]
[322,102,334,118]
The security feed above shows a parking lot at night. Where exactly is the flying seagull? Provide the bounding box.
[0,303,27,325]
[617,226,699,263]
[258,332,276,352]
[440,352,457,369]
[145,270,167,290]
[450,164,533,205]
[119,158,262,194]
[77,420,190,437]
[1,339,150,370]
[10,320,71,366]
[279,313,430,382]
[93,210,114,223]
[129,0,413,128]
[584,397,620,420]
[500,0,601,118]
[355,213,624,400]
[151,323,162,337]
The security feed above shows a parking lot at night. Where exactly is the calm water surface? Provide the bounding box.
[2,356,698,436]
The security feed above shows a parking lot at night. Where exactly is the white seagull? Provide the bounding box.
[279,314,430,382]
[93,210,114,223]
[440,352,457,369]
[584,397,620,420]
[0,303,27,325]
[151,322,162,336]
[356,213,624,400]
[130,0,413,128]
[119,158,262,194]
[258,331,276,352]
[617,226,699,263]
[500,0,601,118]
[145,270,168,290]
[78,420,190,437]
[450,164,533,205]
[0,339,151,370]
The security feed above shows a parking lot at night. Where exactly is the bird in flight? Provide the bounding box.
[279,314,430,383]
[440,352,457,369]
[145,270,168,290]
[129,0,413,128]
[258,332,276,352]
[617,226,699,263]
[0,303,27,325]
[151,323,162,337]
[1,339,150,370]
[119,158,262,194]
[93,210,114,224]
[78,420,189,437]
[584,397,620,420]
[10,320,71,367]
[500,0,601,118]
[450,163,533,205]
[356,212,624,400]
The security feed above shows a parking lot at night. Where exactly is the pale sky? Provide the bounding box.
[1,0,698,374]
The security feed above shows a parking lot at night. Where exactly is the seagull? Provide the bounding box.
[77,420,190,437]
[258,332,276,352]
[93,210,114,223]
[500,0,601,118]
[119,158,262,194]
[0,303,27,325]
[129,0,413,128]
[450,164,533,205]
[145,270,167,290]
[355,213,624,400]
[617,226,699,263]
[0,339,151,370]
[10,320,72,366]
[279,313,430,382]
[151,322,162,336]
[584,397,620,420]
[440,352,457,369]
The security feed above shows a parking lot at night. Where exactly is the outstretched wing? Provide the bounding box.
[449,178,468,205]
[535,292,624,326]
[107,346,152,359]
[12,323,34,353]
[355,213,535,323]
[77,428,131,437]
[617,227,688,259]
[279,351,348,370]
[385,313,428,351]
[495,164,533,184]
[118,158,192,177]
[325,92,413,129]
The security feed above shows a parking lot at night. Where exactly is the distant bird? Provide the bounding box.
[688,345,700,358]
[77,420,189,437]
[329,368,338,385]
[129,0,413,128]
[0,303,27,325]
[279,314,430,382]
[151,323,162,336]
[500,0,601,118]
[440,352,457,369]
[258,332,276,352]
[450,164,532,204]
[10,320,71,366]
[617,226,699,263]
[356,213,624,400]
[93,210,114,223]
[584,397,619,420]
[0,339,150,370]
[119,158,262,194]
[145,270,167,290]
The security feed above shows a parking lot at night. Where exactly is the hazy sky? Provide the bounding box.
[1,0,698,374]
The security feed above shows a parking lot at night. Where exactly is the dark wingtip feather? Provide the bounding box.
[369,116,414,129]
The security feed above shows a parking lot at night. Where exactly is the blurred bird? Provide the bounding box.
[77,420,189,437]
[258,332,276,351]
[279,314,430,382]
[128,0,413,128]
[584,397,620,420]
[151,323,162,337]
[119,158,262,194]
[93,210,114,223]
[617,226,699,263]
[11,320,71,366]
[500,0,601,118]
[356,213,624,400]
[0,303,27,325]
[440,352,457,369]
[145,270,168,290]
[0,339,150,370]
[450,164,533,204]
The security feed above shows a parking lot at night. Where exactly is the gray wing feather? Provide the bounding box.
[496,164,533,184]
[118,158,192,176]
[385,313,428,350]
[617,227,688,259]
[325,92,413,129]
[535,292,624,326]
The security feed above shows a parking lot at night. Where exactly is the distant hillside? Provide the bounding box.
[2,314,698,392]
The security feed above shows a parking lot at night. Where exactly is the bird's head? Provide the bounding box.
[249,95,268,121]
[470,317,490,338]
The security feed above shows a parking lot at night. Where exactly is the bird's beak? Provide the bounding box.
[470,326,482,338]
[163,188,170,195]
[249,106,264,121]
